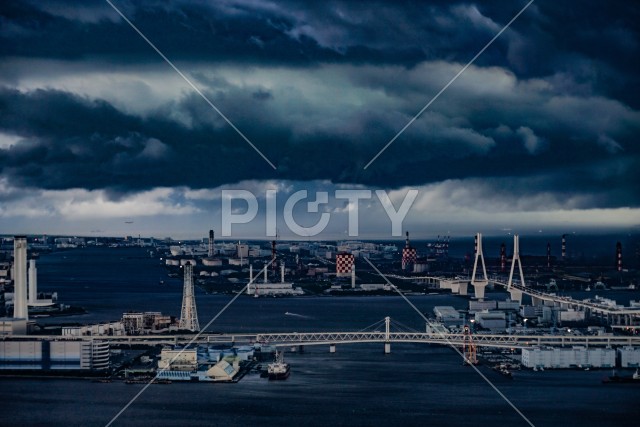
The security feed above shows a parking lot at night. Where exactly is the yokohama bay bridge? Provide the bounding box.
[14,316,640,352]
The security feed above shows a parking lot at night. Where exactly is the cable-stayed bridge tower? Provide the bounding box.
[471,233,489,299]
[507,234,525,304]
[179,262,199,331]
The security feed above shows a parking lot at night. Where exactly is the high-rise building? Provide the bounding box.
[13,236,28,320]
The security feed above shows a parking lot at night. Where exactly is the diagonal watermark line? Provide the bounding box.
[363,258,535,427]
[104,0,276,170]
[364,0,534,170]
[105,260,275,427]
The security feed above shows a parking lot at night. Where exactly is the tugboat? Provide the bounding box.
[493,364,513,379]
[267,350,290,380]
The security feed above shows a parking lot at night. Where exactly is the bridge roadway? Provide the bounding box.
[391,274,640,317]
[14,332,640,349]
[490,278,640,316]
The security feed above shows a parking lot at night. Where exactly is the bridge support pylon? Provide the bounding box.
[471,233,489,300]
[507,234,525,304]
[509,289,523,304]
[384,316,391,354]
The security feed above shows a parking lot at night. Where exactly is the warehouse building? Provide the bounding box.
[619,346,640,368]
[522,346,615,369]
[0,339,109,370]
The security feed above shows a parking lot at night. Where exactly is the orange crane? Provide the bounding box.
[462,324,477,365]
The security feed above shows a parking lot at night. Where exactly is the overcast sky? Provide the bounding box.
[0,0,639,240]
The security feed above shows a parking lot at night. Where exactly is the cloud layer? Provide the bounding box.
[0,0,638,236]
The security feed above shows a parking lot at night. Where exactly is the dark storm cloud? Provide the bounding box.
[1,84,638,208]
[0,87,278,191]
[2,0,638,107]
[0,0,639,210]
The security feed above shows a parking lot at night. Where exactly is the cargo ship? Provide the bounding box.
[267,350,290,380]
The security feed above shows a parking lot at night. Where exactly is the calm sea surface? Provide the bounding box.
[1,247,639,426]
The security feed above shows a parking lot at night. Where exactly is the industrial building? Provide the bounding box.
[247,264,303,296]
[122,312,174,335]
[433,306,462,327]
[469,300,497,313]
[156,345,255,382]
[0,340,110,370]
[0,318,27,335]
[62,321,125,337]
[522,347,615,369]
[474,311,506,331]
[619,346,640,368]
[158,347,198,371]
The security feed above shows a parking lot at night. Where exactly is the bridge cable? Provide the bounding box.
[363,258,535,427]
[358,318,388,333]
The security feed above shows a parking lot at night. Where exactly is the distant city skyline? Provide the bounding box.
[1,1,639,239]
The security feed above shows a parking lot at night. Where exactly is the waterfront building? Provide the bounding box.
[522,347,615,369]
[0,339,109,370]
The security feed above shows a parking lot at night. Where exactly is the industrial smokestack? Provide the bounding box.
[445,235,450,257]
[405,231,410,248]
[500,243,506,272]
[351,264,356,289]
[28,259,37,305]
[271,240,276,277]
[562,234,567,260]
[281,264,285,284]
[247,264,254,296]
[401,231,416,271]
[208,230,214,258]
[616,242,623,272]
[547,243,551,269]
[13,236,28,320]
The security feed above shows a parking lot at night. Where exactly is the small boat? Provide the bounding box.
[267,350,290,380]
[493,364,513,379]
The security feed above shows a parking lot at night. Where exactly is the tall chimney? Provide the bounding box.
[500,243,506,272]
[561,234,567,260]
[208,230,214,258]
[547,242,551,269]
[13,236,28,320]
[351,264,356,289]
[28,259,37,305]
